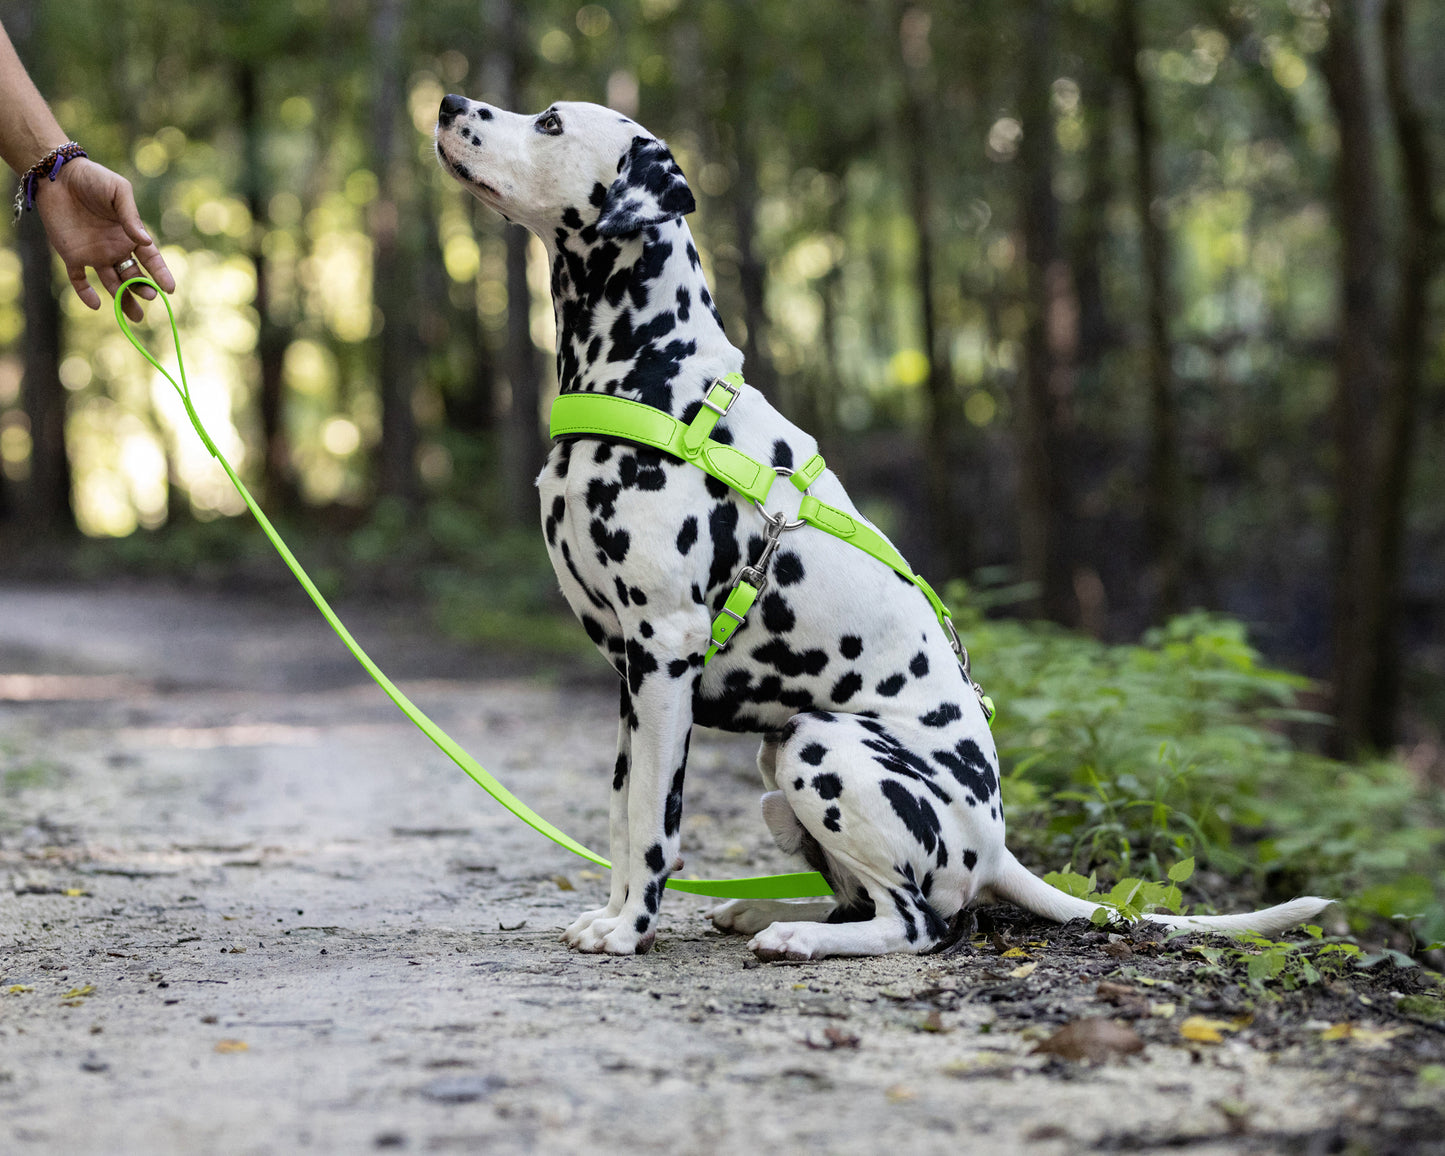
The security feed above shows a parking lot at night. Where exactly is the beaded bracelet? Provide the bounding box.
[11,141,88,224]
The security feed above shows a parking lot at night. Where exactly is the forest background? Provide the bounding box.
[1,0,1442,949]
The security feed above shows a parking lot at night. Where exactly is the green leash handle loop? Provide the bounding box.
[115,278,830,901]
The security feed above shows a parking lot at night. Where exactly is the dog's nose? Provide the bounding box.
[438,93,470,126]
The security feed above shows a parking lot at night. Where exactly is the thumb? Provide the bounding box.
[110,178,154,249]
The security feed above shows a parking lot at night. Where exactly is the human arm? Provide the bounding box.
[0,19,175,320]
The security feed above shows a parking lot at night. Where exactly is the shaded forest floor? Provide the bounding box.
[2,582,1443,1154]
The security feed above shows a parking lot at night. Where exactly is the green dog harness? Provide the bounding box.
[550,374,995,724]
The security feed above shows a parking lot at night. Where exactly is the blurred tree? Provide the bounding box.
[371,0,421,508]
[12,0,72,535]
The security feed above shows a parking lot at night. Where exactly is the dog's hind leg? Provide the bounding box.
[743,713,966,959]
[561,686,633,942]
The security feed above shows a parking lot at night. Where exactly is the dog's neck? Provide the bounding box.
[541,217,742,417]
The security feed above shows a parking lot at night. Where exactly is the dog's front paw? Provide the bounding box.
[562,904,619,947]
[565,911,656,955]
[749,921,823,962]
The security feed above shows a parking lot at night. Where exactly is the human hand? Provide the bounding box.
[33,157,176,322]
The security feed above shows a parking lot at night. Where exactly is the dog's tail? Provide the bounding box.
[988,849,1332,936]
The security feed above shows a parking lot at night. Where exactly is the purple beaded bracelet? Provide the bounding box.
[11,141,88,223]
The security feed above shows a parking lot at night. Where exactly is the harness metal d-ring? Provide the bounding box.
[755,465,809,530]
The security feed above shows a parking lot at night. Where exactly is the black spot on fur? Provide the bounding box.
[667,659,690,678]
[840,635,863,660]
[875,673,907,697]
[590,520,631,564]
[664,764,685,836]
[644,843,666,873]
[625,638,658,695]
[799,743,828,766]
[823,805,842,832]
[829,672,863,704]
[963,850,978,871]
[751,639,828,678]
[910,652,930,678]
[919,702,962,728]
[932,738,998,803]
[676,515,699,555]
[771,440,794,469]
[811,773,843,800]
[613,753,629,790]
[760,592,795,634]
[773,552,805,587]
[880,781,944,862]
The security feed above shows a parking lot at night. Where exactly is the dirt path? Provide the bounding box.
[2,582,1442,1154]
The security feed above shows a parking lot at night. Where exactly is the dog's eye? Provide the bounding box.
[537,111,563,136]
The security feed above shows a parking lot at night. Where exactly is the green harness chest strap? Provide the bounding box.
[550,375,963,672]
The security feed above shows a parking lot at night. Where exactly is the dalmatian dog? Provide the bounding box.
[434,96,1330,959]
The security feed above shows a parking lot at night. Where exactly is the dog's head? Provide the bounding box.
[435,97,695,240]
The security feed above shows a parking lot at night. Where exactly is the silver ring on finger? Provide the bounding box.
[115,257,140,278]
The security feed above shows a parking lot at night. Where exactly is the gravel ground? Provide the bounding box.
[2,581,1442,1155]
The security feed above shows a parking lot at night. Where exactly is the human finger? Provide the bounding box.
[67,263,102,311]
[114,183,176,294]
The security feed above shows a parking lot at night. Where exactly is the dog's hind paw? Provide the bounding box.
[748,922,821,962]
[709,898,834,935]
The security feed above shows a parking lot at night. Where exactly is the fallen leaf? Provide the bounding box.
[1096,981,1138,1001]
[551,875,575,891]
[1149,1002,1177,1018]
[577,870,602,881]
[1000,947,1029,959]
[7,985,33,995]
[1032,1018,1144,1063]
[1103,940,1134,959]
[63,888,88,897]
[1320,1023,1411,1049]
[885,1084,917,1102]
[1180,1015,1239,1044]
[1009,962,1038,979]
[214,1039,249,1054]
[61,986,95,1000]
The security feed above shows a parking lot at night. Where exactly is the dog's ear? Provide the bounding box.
[595,136,696,238]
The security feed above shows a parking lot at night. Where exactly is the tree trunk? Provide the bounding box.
[12,2,72,535]
[1118,0,1183,619]
[894,2,970,580]
[238,62,298,512]
[1016,0,1075,624]
[1320,0,1389,757]
[1364,0,1439,750]
[486,0,545,523]
[370,0,418,507]
[18,214,71,534]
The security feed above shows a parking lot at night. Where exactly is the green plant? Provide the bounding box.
[947,586,1445,946]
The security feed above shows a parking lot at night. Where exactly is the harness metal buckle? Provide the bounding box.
[702,377,740,418]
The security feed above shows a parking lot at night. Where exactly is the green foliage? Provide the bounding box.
[1185,926,1366,993]
[950,588,1445,945]
[1044,856,1194,924]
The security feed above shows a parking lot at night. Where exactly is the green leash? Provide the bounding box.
[114,278,829,900]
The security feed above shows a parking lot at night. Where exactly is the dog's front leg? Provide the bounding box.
[561,685,633,944]
[564,649,693,955]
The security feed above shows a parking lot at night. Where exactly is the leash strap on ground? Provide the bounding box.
[113,278,831,901]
